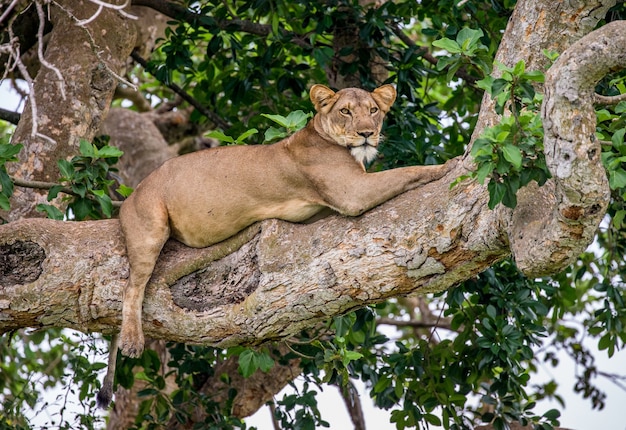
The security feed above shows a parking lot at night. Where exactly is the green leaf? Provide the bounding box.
[487,181,506,209]
[612,128,625,147]
[58,159,74,180]
[93,190,113,218]
[261,113,290,128]
[264,126,287,142]
[502,180,519,209]
[609,168,626,190]
[79,140,96,158]
[205,130,235,144]
[476,161,495,184]
[36,204,65,220]
[71,198,92,220]
[48,184,64,200]
[312,46,334,67]
[596,109,613,123]
[424,413,442,426]
[234,128,258,144]
[522,70,545,83]
[613,209,626,229]
[456,27,484,52]
[502,143,523,169]
[97,145,124,159]
[0,142,23,161]
[512,60,525,76]
[238,349,257,378]
[257,352,275,372]
[476,76,494,93]
[0,169,13,196]
[432,38,462,54]
[116,184,134,198]
[284,110,311,130]
[0,193,9,211]
[342,350,363,366]
[543,408,561,420]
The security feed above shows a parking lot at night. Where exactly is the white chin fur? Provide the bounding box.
[350,144,378,166]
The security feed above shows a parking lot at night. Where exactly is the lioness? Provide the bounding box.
[97,84,457,407]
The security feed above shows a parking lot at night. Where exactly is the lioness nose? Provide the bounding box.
[358,131,373,138]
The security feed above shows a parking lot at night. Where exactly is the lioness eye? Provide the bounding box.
[370,107,379,114]
[340,108,351,115]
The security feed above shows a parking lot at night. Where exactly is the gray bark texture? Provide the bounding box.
[5,0,137,220]
[0,7,624,352]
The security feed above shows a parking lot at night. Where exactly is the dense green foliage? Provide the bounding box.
[1,1,626,429]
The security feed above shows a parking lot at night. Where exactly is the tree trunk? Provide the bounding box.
[6,0,137,220]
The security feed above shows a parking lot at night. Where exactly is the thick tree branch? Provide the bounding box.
[0,0,619,368]
[507,20,626,276]
[0,167,509,345]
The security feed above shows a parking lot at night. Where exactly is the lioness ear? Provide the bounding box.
[310,84,336,112]
[371,84,397,113]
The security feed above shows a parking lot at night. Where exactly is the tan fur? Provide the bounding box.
[98,85,456,407]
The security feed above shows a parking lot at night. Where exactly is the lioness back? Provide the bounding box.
[121,122,345,248]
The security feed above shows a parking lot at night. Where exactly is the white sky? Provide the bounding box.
[2,80,625,429]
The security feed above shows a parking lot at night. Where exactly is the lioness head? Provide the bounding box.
[310,84,397,167]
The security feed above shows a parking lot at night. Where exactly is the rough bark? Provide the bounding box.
[0,169,490,343]
[6,0,137,220]
[472,0,619,276]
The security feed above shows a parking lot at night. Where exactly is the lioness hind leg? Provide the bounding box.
[119,203,170,358]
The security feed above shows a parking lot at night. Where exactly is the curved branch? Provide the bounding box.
[507,20,626,276]
[594,92,626,105]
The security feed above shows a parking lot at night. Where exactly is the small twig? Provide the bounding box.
[594,92,626,105]
[76,0,137,26]
[376,317,454,331]
[36,1,66,100]
[0,0,20,25]
[11,176,123,207]
[9,29,39,139]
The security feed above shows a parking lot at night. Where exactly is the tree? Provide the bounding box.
[0,0,625,429]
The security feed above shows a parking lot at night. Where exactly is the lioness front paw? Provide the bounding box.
[119,327,145,358]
